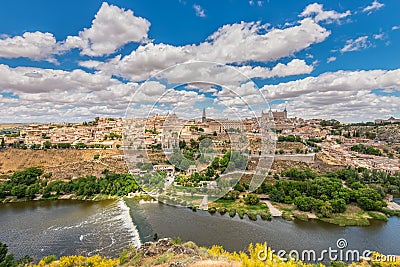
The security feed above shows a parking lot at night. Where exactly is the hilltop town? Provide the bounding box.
[1,109,399,178]
[2,109,400,226]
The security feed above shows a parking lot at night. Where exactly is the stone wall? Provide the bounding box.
[273,153,315,163]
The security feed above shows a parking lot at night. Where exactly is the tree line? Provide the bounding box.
[0,167,140,201]
[252,167,400,217]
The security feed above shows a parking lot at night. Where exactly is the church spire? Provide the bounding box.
[283,105,287,119]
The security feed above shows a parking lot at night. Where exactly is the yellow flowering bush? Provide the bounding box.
[368,252,400,267]
[32,254,119,267]
[29,241,400,267]
[208,242,327,267]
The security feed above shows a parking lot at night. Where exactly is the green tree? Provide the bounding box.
[0,241,15,267]
[283,195,293,204]
[211,157,220,169]
[234,183,245,192]
[9,167,42,186]
[330,198,347,213]
[205,167,215,178]
[74,142,87,149]
[269,188,285,203]
[43,140,52,149]
[355,188,385,210]
[222,190,240,200]
[293,196,314,212]
[320,201,333,217]
[0,184,6,199]
[26,184,40,200]
[244,193,260,205]
[11,184,28,198]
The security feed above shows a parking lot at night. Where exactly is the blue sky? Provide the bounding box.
[0,0,399,122]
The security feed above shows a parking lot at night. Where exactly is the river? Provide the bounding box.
[0,198,399,262]
[0,199,140,260]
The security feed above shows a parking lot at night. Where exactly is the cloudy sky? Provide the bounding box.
[0,0,399,123]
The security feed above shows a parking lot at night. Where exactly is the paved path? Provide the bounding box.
[263,200,282,216]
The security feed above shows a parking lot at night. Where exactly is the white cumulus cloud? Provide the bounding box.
[238,59,314,79]
[81,18,329,81]
[300,3,350,24]
[261,69,400,121]
[0,32,59,62]
[64,2,150,57]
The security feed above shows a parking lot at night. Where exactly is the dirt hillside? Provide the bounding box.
[0,148,344,180]
[0,148,127,180]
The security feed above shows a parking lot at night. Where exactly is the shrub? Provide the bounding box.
[282,211,293,221]
[260,212,272,221]
[238,210,245,219]
[119,249,129,264]
[283,195,293,204]
[216,208,226,215]
[229,208,236,217]
[208,207,217,215]
[247,213,257,221]
[244,193,260,205]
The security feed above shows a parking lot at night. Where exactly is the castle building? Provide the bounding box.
[200,108,245,133]
[375,116,400,124]
[261,107,288,120]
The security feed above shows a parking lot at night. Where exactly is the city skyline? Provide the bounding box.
[0,0,400,123]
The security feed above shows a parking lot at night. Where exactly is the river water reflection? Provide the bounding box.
[0,198,399,262]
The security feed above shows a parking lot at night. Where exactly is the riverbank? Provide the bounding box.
[201,196,400,226]
[1,192,155,204]
[2,166,400,228]
[207,198,272,221]
[274,202,396,226]
[0,193,118,204]
[2,189,399,227]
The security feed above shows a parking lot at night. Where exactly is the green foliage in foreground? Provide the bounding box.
[0,241,31,267]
